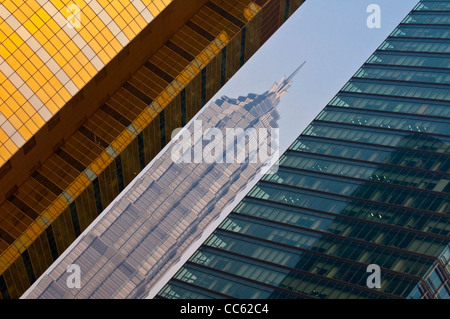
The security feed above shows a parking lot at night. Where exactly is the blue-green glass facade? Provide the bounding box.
[156,0,450,299]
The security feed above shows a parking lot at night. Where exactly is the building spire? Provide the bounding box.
[286,61,306,83]
[269,61,306,98]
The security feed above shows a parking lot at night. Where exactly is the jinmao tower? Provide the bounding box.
[22,68,302,299]
[156,0,450,299]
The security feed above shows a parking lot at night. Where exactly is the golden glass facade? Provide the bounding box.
[0,0,305,298]
[0,0,172,165]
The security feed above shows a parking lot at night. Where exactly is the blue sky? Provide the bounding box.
[211,0,419,151]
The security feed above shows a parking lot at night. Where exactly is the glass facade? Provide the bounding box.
[0,0,173,164]
[0,0,305,298]
[157,0,450,299]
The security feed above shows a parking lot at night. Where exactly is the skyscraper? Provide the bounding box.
[156,0,450,299]
[22,68,302,299]
[0,0,305,298]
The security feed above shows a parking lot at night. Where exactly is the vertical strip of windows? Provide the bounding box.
[45,225,59,262]
[181,89,187,127]
[21,249,36,284]
[69,202,82,237]
[284,0,291,21]
[115,154,125,193]
[221,47,227,87]
[0,275,10,299]
[201,67,207,106]
[240,27,247,67]
[92,178,103,215]
[159,109,166,147]
[137,132,146,170]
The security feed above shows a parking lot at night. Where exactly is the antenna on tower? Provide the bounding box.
[271,61,306,98]
[286,60,306,83]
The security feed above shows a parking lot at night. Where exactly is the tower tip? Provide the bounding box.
[270,61,306,98]
[286,61,306,83]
